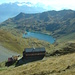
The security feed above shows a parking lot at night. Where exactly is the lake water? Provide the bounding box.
[23,32,55,44]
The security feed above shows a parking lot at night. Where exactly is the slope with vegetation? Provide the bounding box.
[0,52,75,75]
[0,9,75,75]
[0,10,75,38]
[0,29,53,53]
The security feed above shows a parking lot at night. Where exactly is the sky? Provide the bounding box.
[0,0,75,10]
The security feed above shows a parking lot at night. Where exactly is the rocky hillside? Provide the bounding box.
[0,10,75,38]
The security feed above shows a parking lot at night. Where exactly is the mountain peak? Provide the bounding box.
[0,2,46,22]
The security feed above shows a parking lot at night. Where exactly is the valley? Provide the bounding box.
[0,9,75,75]
[1,10,75,39]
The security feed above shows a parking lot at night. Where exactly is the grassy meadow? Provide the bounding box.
[0,53,75,75]
[0,29,75,75]
[0,29,54,54]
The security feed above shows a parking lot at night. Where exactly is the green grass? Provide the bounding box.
[0,53,75,75]
[0,29,75,75]
[56,32,75,43]
[0,29,53,54]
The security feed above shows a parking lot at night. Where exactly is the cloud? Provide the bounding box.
[0,0,75,10]
[17,2,33,7]
[47,0,75,10]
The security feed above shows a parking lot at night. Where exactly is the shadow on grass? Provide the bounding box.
[5,61,16,67]
[15,56,44,67]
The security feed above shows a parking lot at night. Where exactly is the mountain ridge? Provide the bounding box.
[0,2,46,22]
[0,9,75,75]
[1,9,75,38]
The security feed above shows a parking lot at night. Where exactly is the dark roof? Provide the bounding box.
[24,47,46,53]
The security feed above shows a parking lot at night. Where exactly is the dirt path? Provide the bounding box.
[0,45,18,62]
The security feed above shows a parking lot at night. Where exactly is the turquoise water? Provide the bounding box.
[23,32,55,44]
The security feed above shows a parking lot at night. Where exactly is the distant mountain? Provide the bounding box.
[0,10,75,38]
[0,2,46,22]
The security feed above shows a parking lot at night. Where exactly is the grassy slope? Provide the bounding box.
[0,53,75,75]
[0,29,24,53]
[0,29,53,53]
[0,32,75,75]
[56,33,75,43]
[0,10,75,75]
[0,28,75,75]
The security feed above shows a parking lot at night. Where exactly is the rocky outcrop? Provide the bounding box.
[46,43,75,56]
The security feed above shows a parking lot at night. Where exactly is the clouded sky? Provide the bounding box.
[0,0,75,10]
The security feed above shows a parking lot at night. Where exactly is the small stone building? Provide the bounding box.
[23,47,46,60]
